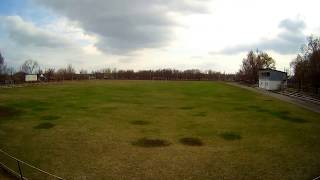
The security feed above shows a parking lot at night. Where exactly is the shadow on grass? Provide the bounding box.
[220,132,242,141]
[248,105,307,123]
[132,138,171,148]
[41,115,61,121]
[130,120,150,125]
[34,122,55,129]
[179,137,204,146]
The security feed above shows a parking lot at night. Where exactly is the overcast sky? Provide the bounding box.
[0,0,319,73]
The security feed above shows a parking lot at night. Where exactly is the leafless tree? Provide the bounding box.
[291,35,320,93]
[0,51,5,75]
[21,60,39,74]
[238,50,275,84]
[44,68,55,81]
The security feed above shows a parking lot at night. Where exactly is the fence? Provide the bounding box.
[0,149,63,180]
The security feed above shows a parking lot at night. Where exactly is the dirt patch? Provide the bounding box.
[130,120,150,125]
[132,138,171,148]
[220,132,242,141]
[0,106,21,118]
[179,137,204,146]
[40,115,61,121]
[34,122,55,129]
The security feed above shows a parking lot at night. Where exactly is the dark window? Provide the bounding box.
[261,72,270,77]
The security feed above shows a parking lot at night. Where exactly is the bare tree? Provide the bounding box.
[79,69,88,74]
[291,35,320,93]
[0,51,3,66]
[238,50,275,84]
[0,51,4,75]
[44,68,55,81]
[290,54,308,90]
[21,60,39,74]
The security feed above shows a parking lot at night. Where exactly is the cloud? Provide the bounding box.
[212,18,306,55]
[32,0,210,54]
[279,18,306,32]
[0,16,73,48]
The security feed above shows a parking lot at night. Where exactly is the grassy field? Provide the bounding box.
[0,80,319,179]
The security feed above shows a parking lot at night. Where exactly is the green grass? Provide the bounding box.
[0,80,319,179]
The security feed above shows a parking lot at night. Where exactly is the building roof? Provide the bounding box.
[259,68,287,74]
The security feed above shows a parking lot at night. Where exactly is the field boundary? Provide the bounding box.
[0,149,63,180]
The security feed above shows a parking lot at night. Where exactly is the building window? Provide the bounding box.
[261,72,270,77]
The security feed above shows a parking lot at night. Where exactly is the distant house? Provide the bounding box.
[25,74,38,82]
[258,69,287,90]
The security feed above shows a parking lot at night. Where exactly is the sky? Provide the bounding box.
[0,0,319,73]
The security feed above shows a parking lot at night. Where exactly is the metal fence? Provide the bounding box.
[0,149,63,180]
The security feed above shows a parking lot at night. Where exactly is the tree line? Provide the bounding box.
[290,36,320,94]
[0,56,235,83]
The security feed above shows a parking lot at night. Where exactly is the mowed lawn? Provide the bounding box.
[0,80,319,179]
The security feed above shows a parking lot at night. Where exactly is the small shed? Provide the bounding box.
[258,69,287,90]
[25,74,38,82]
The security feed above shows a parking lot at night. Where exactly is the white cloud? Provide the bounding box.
[32,0,212,54]
[211,18,307,55]
[1,16,73,48]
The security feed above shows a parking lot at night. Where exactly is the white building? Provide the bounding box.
[25,74,38,82]
[259,69,287,90]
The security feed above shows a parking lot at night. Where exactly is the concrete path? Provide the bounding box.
[227,82,320,114]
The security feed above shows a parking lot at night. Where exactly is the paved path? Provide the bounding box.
[227,82,320,114]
